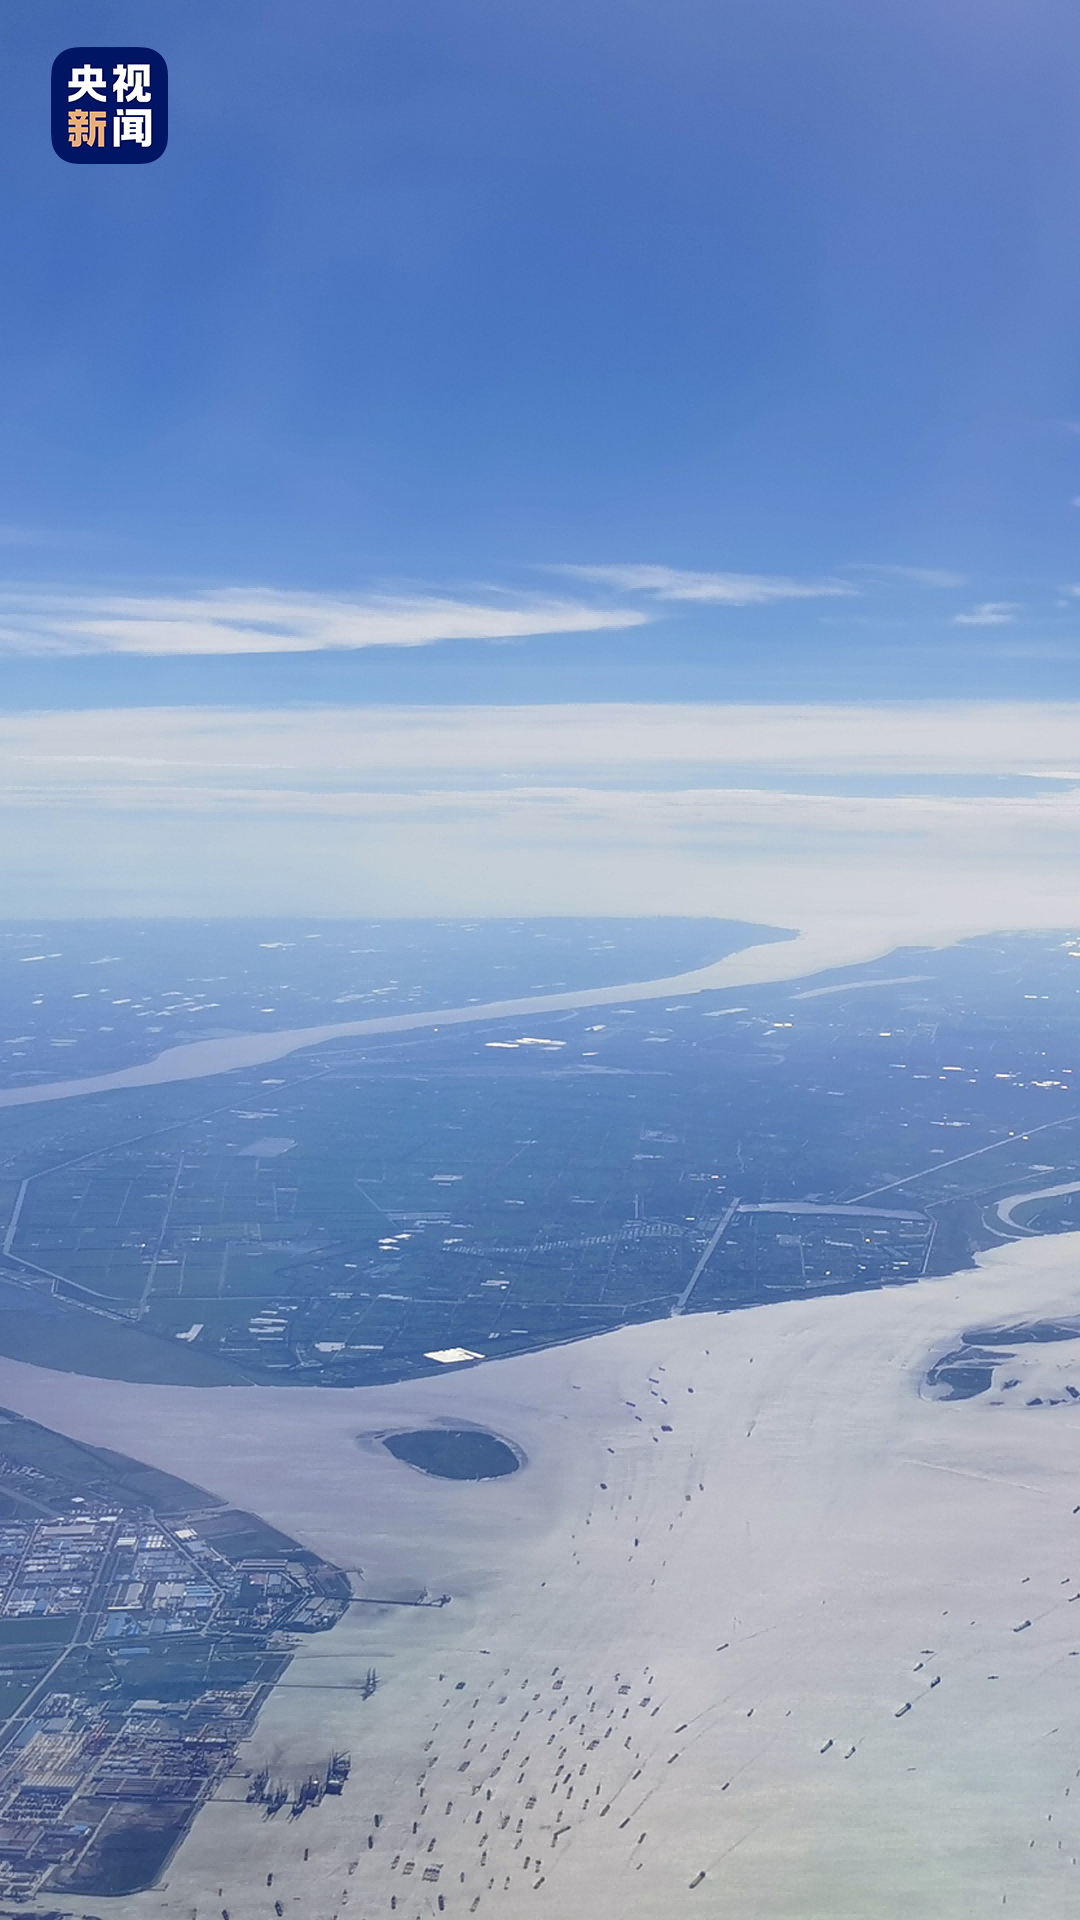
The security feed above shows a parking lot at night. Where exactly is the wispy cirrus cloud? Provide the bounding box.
[0,585,647,657]
[0,559,987,657]
[843,562,966,589]
[553,563,855,605]
[953,601,1019,627]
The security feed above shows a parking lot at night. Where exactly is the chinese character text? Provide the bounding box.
[113,64,151,104]
[68,110,107,148]
[68,64,107,103]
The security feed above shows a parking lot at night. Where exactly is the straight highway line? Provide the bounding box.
[847,1111,1080,1203]
[673,1199,740,1315]
[137,1151,185,1319]
[1,1180,28,1258]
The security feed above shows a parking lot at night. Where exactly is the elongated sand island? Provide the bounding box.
[1,1233,1079,1918]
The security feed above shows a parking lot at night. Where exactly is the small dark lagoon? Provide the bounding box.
[383,1428,521,1480]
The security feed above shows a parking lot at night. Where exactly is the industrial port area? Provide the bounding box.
[0,1411,349,1903]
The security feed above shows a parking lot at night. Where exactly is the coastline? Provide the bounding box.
[0,1233,1076,1914]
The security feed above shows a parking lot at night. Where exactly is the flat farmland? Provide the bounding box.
[0,930,1079,1386]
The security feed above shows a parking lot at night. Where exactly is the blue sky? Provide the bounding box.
[2,2,1080,932]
